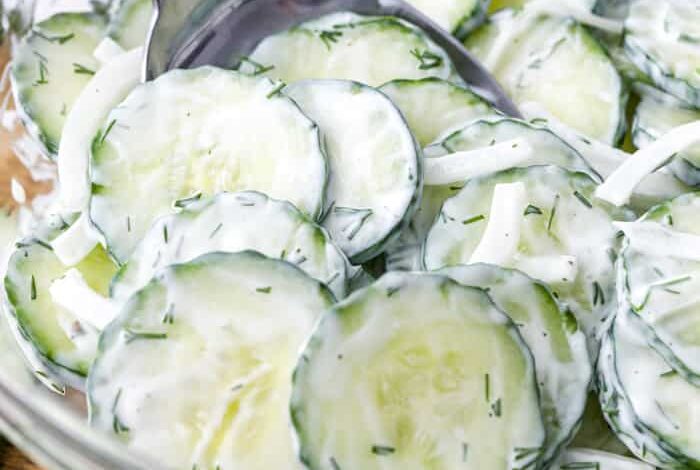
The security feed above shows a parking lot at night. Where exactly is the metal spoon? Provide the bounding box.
[145,0,521,116]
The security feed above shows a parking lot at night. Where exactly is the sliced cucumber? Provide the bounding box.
[490,0,597,13]
[598,308,700,468]
[285,79,420,263]
[405,0,488,37]
[291,272,545,470]
[246,13,455,87]
[387,117,597,272]
[107,0,153,49]
[465,9,624,144]
[89,251,334,470]
[439,264,591,467]
[4,234,118,377]
[633,84,700,186]
[597,311,679,468]
[616,193,700,383]
[89,67,328,263]
[557,448,654,470]
[11,12,107,156]
[379,78,496,147]
[624,0,700,107]
[112,191,351,303]
[423,165,634,352]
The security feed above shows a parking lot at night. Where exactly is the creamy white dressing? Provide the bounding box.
[49,268,117,330]
[50,213,100,266]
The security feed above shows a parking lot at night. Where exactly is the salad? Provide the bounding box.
[0,0,699,469]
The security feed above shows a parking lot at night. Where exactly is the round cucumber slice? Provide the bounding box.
[89,251,334,469]
[246,13,455,86]
[111,191,351,303]
[465,9,624,144]
[107,0,153,49]
[439,264,591,467]
[89,67,328,263]
[633,84,700,187]
[285,79,421,263]
[291,272,546,470]
[4,234,118,377]
[379,78,495,147]
[598,309,700,468]
[11,12,107,157]
[405,0,488,37]
[624,0,700,107]
[616,193,700,383]
[423,165,634,353]
[386,117,597,272]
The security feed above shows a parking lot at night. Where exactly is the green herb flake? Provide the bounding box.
[462,442,469,462]
[266,83,286,99]
[462,214,485,225]
[410,48,444,70]
[124,328,168,344]
[99,119,117,145]
[163,225,169,243]
[162,304,175,324]
[319,30,343,49]
[660,369,678,378]
[560,462,600,470]
[547,194,560,233]
[35,31,74,44]
[523,204,542,216]
[330,457,341,470]
[592,281,605,306]
[209,222,223,239]
[72,62,95,75]
[491,398,502,417]
[371,445,395,456]
[256,286,272,294]
[484,373,490,402]
[30,275,37,300]
[238,56,275,76]
[573,190,593,209]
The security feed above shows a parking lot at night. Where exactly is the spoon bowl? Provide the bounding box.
[145,0,520,116]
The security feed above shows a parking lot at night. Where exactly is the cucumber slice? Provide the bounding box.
[616,193,700,383]
[491,0,597,13]
[439,264,591,467]
[88,251,334,469]
[89,67,328,263]
[597,311,679,468]
[246,13,455,87]
[386,117,597,272]
[405,0,488,37]
[4,235,118,377]
[291,272,546,470]
[423,165,634,352]
[598,308,700,467]
[107,0,153,49]
[111,191,351,303]
[285,79,420,263]
[379,78,496,147]
[624,0,700,107]
[633,84,700,186]
[465,9,624,144]
[557,448,654,470]
[10,12,106,156]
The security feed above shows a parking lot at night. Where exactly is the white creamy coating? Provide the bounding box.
[285,80,419,262]
[404,0,481,32]
[111,191,350,303]
[49,268,117,330]
[50,213,100,267]
[89,253,332,470]
[58,47,143,213]
[615,221,700,261]
[93,37,126,64]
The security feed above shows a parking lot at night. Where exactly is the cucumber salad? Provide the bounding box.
[2,0,700,469]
